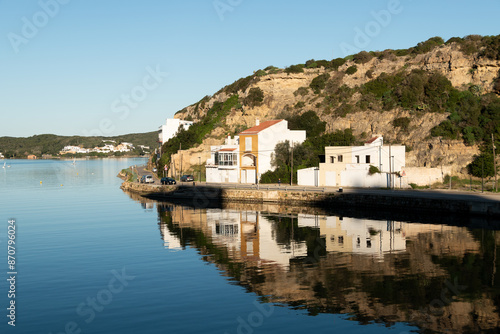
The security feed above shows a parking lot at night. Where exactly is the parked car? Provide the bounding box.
[180,174,194,182]
[161,177,176,185]
[152,168,157,173]
[144,175,154,184]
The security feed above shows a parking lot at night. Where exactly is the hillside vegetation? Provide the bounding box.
[159,35,500,179]
[0,132,157,158]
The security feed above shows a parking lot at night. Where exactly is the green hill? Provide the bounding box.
[0,131,158,158]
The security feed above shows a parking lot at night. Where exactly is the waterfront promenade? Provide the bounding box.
[120,177,500,221]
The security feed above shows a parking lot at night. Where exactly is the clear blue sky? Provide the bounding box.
[0,0,499,137]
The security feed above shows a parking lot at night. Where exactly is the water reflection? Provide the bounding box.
[125,191,500,333]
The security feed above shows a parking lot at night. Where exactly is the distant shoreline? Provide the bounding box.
[1,155,148,160]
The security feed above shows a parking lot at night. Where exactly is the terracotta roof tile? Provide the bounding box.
[238,120,283,135]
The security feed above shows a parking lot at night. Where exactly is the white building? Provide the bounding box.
[60,146,90,154]
[298,135,405,188]
[206,135,240,183]
[206,119,306,184]
[159,118,194,145]
[238,119,306,184]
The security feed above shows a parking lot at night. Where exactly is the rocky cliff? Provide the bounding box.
[169,37,500,176]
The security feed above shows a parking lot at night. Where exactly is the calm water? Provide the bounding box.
[1,159,499,333]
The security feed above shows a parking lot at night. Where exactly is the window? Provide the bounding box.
[355,155,360,163]
[218,152,238,166]
[330,156,335,163]
[245,137,252,151]
[337,155,343,162]
[365,155,371,163]
[366,239,372,248]
[338,236,344,244]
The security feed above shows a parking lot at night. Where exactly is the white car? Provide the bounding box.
[144,175,154,184]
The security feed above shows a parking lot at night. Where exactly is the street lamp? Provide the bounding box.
[198,156,201,182]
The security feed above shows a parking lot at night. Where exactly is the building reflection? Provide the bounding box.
[153,201,500,333]
[159,205,410,266]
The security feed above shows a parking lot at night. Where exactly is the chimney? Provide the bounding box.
[256,119,260,126]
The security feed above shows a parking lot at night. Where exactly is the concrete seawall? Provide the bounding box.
[120,181,500,219]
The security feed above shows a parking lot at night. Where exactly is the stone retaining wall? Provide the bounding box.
[120,181,500,218]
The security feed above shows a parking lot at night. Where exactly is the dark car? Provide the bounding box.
[161,177,176,185]
[180,174,194,182]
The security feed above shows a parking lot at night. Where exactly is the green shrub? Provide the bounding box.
[224,75,255,94]
[335,103,353,117]
[392,117,411,131]
[430,120,460,139]
[365,69,374,79]
[264,66,280,74]
[243,87,264,107]
[294,101,305,109]
[330,58,346,70]
[286,110,326,137]
[305,59,318,68]
[353,51,373,64]
[316,60,331,68]
[309,73,330,94]
[394,49,410,57]
[285,64,304,74]
[494,77,500,94]
[255,69,267,76]
[345,65,357,75]
[377,50,397,61]
[412,36,444,54]
[468,150,496,177]
[294,86,309,96]
[369,165,380,175]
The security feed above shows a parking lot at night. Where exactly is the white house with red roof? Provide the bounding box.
[206,119,306,183]
[298,135,405,188]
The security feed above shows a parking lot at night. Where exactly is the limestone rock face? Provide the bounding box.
[172,43,499,175]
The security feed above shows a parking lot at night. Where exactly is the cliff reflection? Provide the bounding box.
[154,201,500,333]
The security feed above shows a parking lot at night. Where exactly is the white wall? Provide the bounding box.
[257,120,306,175]
[160,119,193,144]
[298,167,319,186]
[340,168,390,188]
[401,166,451,187]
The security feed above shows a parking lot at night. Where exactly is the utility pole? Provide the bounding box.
[493,134,497,192]
[290,141,294,186]
[482,159,484,193]
[389,144,392,189]
[179,143,182,180]
[198,156,201,182]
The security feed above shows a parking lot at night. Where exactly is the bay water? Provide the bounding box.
[1,159,498,333]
